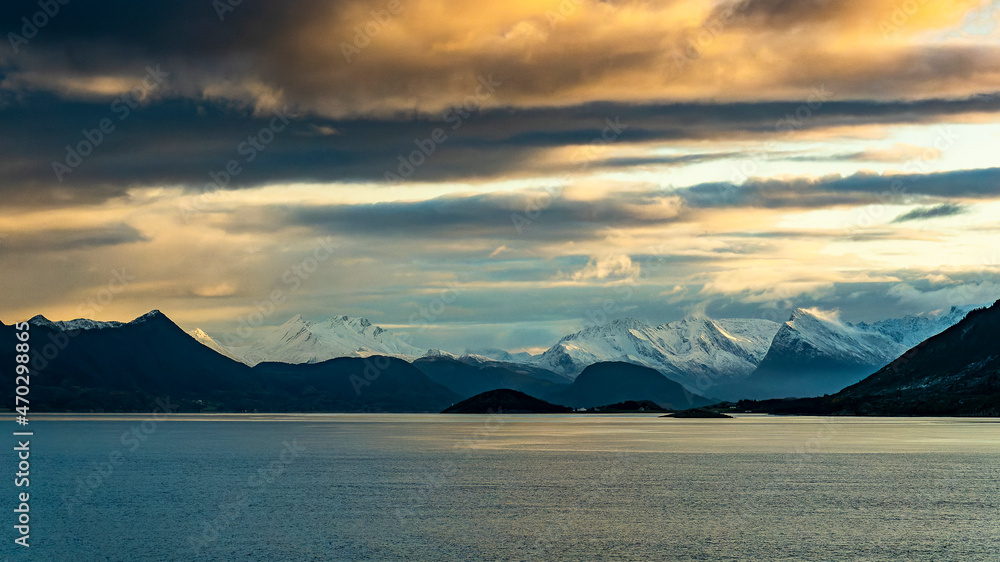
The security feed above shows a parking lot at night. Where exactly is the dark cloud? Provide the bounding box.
[892,203,968,223]
[2,93,1000,207]
[219,190,684,242]
[679,168,1000,209]
[0,223,148,253]
[203,167,1000,246]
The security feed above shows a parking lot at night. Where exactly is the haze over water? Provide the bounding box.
[7,414,998,560]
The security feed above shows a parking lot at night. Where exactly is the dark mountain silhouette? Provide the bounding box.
[0,312,458,412]
[545,361,712,409]
[412,355,570,401]
[663,408,733,419]
[254,356,460,412]
[739,300,1000,416]
[587,400,669,413]
[441,389,572,413]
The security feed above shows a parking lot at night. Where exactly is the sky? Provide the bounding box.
[2,0,1000,353]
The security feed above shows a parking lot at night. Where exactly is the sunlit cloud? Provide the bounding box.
[1,0,998,349]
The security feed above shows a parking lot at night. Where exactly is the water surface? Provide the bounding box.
[5,414,999,560]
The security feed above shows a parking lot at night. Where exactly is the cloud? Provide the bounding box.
[221,190,689,242]
[0,224,148,253]
[488,245,509,258]
[3,91,1000,204]
[2,0,1000,120]
[888,280,1000,310]
[571,255,640,281]
[892,203,968,222]
[679,167,1000,209]
[191,282,238,297]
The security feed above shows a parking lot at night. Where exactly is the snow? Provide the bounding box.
[200,315,426,367]
[186,328,243,362]
[532,315,782,392]
[29,315,124,331]
[771,306,977,367]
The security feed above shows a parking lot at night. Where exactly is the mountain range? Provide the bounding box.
[2,299,989,412]
[530,316,781,393]
[739,300,1000,416]
[0,312,458,412]
[734,305,976,399]
[194,314,424,366]
[187,305,978,400]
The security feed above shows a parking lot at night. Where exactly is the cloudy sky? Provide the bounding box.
[2,0,1000,352]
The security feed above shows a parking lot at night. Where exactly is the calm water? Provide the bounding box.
[3,414,999,561]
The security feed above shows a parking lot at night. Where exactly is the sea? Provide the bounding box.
[4,414,999,561]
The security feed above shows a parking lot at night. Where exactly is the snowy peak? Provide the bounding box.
[463,347,536,363]
[740,304,981,399]
[28,314,125,331]
[225,315,425,367]
[773,305,978,367]
[856,305,977,348]
[534,315,781,393]
[186,328,243,362]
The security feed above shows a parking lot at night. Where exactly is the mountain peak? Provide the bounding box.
[28,314,55,328]
[787,307,845,326]
[28,314,126,331]
[281,314,308,326]
[130,310,169,325]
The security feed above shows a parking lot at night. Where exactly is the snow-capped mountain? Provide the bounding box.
[533,316,782,393]
[186,328,243,362]
[463,347,537,364]
[29,315,125,331]
[735,305,978,399]
[855,305,974,349]
[200,315,425,367]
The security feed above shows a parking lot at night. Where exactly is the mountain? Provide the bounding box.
[738,300,1000,416]
[0,311,457,412]
[29,316,125,331]
[2,310,257,411]
[463,347,537,363]
[187,328,242,362]
[208,315,424,366]
[412,355,570,400]
[533,316,781,393]
[251,356,460,412]
[587,400,669,413]
[544,361,713,409]
[441,389,572,414]
[734,305,977,399]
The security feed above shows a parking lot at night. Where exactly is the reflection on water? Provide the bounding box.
[9,414,1000,560]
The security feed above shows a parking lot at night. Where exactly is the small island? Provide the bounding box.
[661,408,733,419]
[441,389,573,413]
[585,400,669,413]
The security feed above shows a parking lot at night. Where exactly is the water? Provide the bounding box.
[4,414,999,560]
